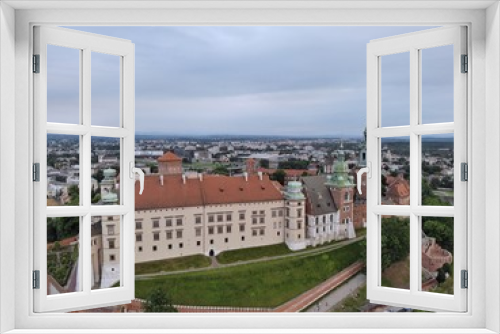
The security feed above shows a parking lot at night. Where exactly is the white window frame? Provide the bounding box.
[32,25,136,313]
[1,2,499,334]
[366,26,467,312]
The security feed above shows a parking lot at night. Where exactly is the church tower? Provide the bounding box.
[284,181,307,250]
[326,144,356,240]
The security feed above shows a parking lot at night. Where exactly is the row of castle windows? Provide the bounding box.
[136,230,281,253]
[136,220,285,242]
[136,207,296,230]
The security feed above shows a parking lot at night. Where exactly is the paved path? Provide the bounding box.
[273,261,364,312]
[305,273,366,312]
[210,256,220,268]
[136,236,365,279]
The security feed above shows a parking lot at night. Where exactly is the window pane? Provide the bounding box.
[91,52,121,127]
[381,137,410,205]
[380,215,410,290]
[91,137,121,205]
[47,216,81,295]
[91,215,122,290]
[47,45,80,124]
[421,216,454,295]
[381,52,410,127]
[47,134,80,206]
[422,134,454,206]
[421,45,454,124]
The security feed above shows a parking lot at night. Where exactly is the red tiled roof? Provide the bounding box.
[135,174,283,210]
[158,152,182,162]
[387,177,410,197]
[135,175,204,209]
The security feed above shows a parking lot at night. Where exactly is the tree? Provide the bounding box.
[47,216,80,243]
[92,169,105,183]
[212,165,229,176]
[142,287,178,313]
[430,177,441,189]
[422,219,454,252]
[440,175,454,189]
[260,159,270,169]
[436,267,447,284]
[381,216,410,270]
[278,160,309,170]
[270,169,286,185]
[67,185,80,206]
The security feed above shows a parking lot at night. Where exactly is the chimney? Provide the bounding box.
[257,171,263,181]
[182,174,186,184]
[198,173,203,182]
[160,175,164,186]
[243,172,248,182]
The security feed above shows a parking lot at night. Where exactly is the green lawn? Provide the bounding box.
[135,255,211,275]
[216,243,292,264]
[136,241,364,308]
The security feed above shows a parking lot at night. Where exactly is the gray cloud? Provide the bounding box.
[48,26,451,136]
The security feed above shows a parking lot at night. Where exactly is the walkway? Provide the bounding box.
[136,236,365,280]
[273,261,364,312]
[305,273,366,312]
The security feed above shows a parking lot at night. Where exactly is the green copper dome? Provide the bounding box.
[102,192,118,204]
[285,181,305,200]
[326,144,355,189]
[103,168,117,178]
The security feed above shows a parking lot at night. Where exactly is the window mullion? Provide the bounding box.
[81,48,92,294]
[409,47,420,294]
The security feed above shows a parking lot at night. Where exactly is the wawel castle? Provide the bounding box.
[92,149,359,289]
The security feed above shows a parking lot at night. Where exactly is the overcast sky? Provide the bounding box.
[47,26,454,137]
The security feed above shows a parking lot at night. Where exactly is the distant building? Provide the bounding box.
[384,174,410,205]
[421,231,453,272]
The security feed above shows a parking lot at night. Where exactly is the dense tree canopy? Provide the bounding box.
[278,160,309,170]
[212,165,229,176]
[143,287,178,313]
[381,216,410,270]
[270,169,286,185]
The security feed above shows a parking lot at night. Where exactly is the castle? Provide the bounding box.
[90,148,358,289]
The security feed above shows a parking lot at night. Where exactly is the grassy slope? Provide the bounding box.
[136,241,363,308]
[216,243,292,264]
[216,231,366,265]
[135,255,211,275]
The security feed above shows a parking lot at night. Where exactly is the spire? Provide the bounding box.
[337,140,345,162]
[326,140,354,189]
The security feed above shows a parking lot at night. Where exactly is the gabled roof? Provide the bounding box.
[301,175,338,215]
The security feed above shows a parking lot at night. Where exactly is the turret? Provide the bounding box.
[101,168,118,204]
[284,181,307,250]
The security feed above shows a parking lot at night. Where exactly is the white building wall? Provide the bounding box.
[306,211,340,246]
[134,200,286,263]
